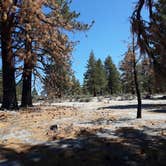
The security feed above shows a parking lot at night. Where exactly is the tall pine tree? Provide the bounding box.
[83,51,97,96]
[95,59,107,95]
[83,52,107,96]
[104,56,121,94]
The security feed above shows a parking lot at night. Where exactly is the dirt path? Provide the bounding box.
[0,99,166,165]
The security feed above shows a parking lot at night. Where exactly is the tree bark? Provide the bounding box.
[93,87,96,97]
[21,63,33,107]
[20,39,33,107]
[133,61,142,118]
[0,18,18,110]
[132,34,142,119]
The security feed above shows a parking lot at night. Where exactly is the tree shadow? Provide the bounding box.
[0,127,166,166]
[150,109,166,113]
[99,104,166,111]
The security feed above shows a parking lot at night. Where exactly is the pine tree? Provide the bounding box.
[19,1,91,107]
[83,52,107,96]
[0,0,92,108]
[83,51,97,96]
[43,57,72,98]
[104,56,121,94]
[120,52,135,94]
[70,75,82,96]
[95,59,107,95]
[138,58,155,95]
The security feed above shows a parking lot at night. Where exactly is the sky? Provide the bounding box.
[70,0,137,84]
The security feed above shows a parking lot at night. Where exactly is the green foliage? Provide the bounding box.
[43,57,72,98]
[120,49,135,94]
[43,57,82,98]
[83,52,120,96]
[120,47,166,95]
[70,75,82,96]
[95,59,107,95]
[104,56,121,94]
[136,62,154,95]
[83,51,98,96]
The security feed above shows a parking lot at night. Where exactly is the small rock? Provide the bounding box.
[50,125,58,131]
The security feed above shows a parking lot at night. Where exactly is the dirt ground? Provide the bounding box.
[0,99,166,166]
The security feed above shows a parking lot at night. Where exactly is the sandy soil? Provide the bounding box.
[0,99,166,166]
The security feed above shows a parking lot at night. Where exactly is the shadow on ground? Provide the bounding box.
[98,103,166,112]
[0,127,166,166]
[150,109,166,113]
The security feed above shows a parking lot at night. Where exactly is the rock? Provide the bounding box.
[50,125,58,131]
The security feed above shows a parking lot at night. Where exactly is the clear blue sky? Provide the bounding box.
[70,0,137,84]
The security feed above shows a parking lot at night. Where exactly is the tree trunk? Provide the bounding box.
[0,19,18,110]
[133,62,142,118]
[21,63,33,107]
[148,79,152,96]
[93,87,96,97]
[20,39,33,107]
[111,85,113,95]
[132,34,142,119]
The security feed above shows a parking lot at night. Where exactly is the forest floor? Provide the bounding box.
[0,98,166,166]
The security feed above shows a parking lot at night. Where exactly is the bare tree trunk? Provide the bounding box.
[21,63,33,107]
[132,33,142,119]
[0,19,18,110]
[133,61,142,118]
[20,39,33,107]
[93,88,97,97]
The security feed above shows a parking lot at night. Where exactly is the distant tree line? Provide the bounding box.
[44,0,165,100]
[43,51,122,98]
[82,49,166,98]
[42,44,166,99]
[83,51,121,96]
